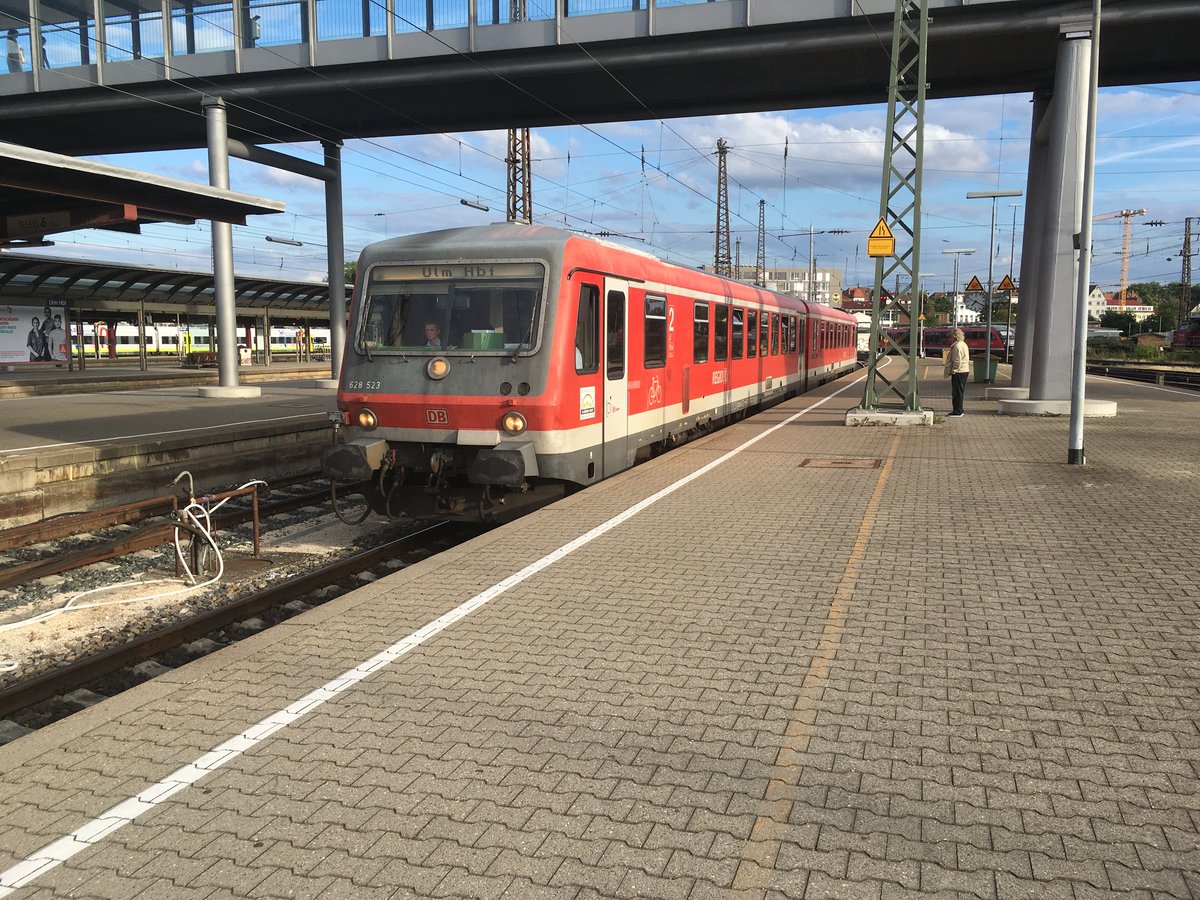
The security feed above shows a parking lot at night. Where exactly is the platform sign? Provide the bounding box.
[965,276,984,293]
[0,301,68,364]
[997,274,1016,291]
[866,218,895,257]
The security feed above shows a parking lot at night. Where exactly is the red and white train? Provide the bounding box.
[322,224,858,521]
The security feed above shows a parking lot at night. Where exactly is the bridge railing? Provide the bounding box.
[3,0,734,76]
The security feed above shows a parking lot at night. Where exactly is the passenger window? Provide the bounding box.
[747,310,758,357]
[714,304,729,362]
[771,314,780,355]
[789,316,797,353]
[731,308,744,360]
[644,294,667,369]
[760,314,770,357]
[693,302,709,364]
[781,316,790,355]
[606,290,625,380]
[574,284,599,374]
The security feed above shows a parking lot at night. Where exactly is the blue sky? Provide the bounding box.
[66,79,1200,294]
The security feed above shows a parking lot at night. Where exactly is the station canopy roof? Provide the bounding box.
[0,252,337,315]
[0,141,285,246]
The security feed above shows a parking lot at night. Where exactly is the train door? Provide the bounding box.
[603,278,629,476]
[800,314,809,394]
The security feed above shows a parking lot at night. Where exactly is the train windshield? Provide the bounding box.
[358,261,546,354]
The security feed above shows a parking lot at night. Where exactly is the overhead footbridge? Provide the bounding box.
[0,0,1194,155]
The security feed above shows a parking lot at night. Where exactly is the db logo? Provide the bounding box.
[425,409,449,425]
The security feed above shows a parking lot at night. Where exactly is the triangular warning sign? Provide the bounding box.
[965,276,984,293]
[869,218,894,241]
[997,274,1016,291]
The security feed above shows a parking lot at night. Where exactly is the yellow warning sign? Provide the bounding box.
[866,217,895,257]
[965,275,984,293]
[997,274,1016,291]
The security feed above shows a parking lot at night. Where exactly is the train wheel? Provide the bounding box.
[330,480,371,525]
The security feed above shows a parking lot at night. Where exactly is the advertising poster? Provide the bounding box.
[0,302,68,364]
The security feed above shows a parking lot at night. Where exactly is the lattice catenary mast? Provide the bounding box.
[858,0,929,414]
[506,127,532,225]
[756,199,766,287]
[714,139,731,277]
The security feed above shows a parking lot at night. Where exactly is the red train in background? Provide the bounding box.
[1172,316,1200,350]
[883,324,1008,356]
[322,224,858,521]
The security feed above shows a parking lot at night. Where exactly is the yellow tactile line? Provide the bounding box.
[733,430,903,894]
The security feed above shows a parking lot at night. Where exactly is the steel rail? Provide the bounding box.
[0,482,366,591]
[0,521,485,719]
[0,470,328,552]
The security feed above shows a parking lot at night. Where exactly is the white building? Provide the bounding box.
[734,266,843,307]
[1088,286,1156,323]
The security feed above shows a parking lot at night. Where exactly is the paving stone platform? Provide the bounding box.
[1,362,1197,899]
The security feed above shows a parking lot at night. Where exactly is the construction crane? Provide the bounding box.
[1093,208,1147,304]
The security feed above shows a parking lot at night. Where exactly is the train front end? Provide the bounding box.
[322,226,573,522]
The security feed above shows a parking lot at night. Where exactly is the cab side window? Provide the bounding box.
[574,284,599,374]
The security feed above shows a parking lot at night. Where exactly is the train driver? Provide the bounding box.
[424,320,443,349]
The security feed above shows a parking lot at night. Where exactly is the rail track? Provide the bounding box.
[0,521,488,738]
[0,473,365,590]
[1087,363,1200,391]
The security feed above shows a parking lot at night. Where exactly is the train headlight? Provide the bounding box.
[426,357,451,380]
[501,412,527,435]
[355,408,378,430]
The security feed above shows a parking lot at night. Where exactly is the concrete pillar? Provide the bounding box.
[1010,92,1051,389]
[201,97,260,398]
[1029,35,1089,401]
[321,140,346,390]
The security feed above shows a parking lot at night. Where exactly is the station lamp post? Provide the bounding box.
[966,189,1023,382]
[942,248,975,328]
[777,226,850,304]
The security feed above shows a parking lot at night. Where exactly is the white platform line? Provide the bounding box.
[0,374,864,898]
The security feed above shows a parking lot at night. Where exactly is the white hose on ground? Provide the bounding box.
[0,481,267,638]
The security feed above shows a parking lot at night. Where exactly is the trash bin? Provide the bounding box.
[973,355,997,383]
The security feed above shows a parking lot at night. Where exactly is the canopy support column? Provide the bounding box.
[201,97,261,398]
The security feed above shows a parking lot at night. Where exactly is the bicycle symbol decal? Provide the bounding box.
[648,374,663,406]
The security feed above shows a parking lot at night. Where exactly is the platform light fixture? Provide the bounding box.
[460,199,490,212]
[941,248,976,328]
[265,235,303,247]
[966,189,1023,381]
